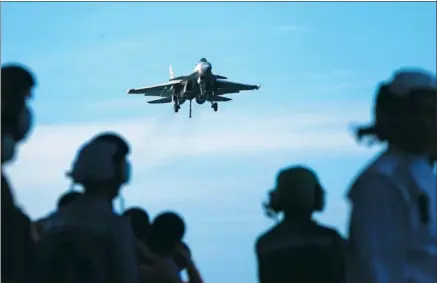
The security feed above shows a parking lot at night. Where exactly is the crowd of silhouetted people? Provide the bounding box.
[1,64,436,283]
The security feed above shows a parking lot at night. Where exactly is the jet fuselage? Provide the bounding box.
[192,61,212,79]
[176,80,209,105]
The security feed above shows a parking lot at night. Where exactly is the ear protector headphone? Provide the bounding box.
[263,172,324,218]
[312,183,325,212]
[263,189,281,218]
[67,132,131,185]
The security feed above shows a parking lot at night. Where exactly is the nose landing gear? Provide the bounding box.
[189,99,192,118]
[199,80,206,97]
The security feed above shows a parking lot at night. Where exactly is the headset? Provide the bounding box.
[66,133,131,211]
[68,133,131,184]
[264,182,324,219]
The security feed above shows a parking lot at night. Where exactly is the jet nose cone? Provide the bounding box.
[200,62,211,74]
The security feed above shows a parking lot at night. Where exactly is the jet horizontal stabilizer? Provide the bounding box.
[148,97,172,104]
[212,96,232,102]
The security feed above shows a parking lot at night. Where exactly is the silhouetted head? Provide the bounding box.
[149,211,186,256]
[67,132,131,201]
[123,207,151,244]
[57,191,82,209]
[355,68,436,156]
[264,165,325,219]
[1,64,36,164]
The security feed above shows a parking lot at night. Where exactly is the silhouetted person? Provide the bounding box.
[255,166,346,283]
[1,64,37,283]
[146,211,196,283]
[123,207,157,267]
[36,132,139,283]
[124,207,151,244]
[57,191,82,209]
[173,242,204,283]
[150,211,186,256]
[347,69,436,283]
[34,191,83,241]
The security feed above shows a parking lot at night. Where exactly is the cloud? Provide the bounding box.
[5,103,373,218]
[14,108,367,171]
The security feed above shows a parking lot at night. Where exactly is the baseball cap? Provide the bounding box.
[387,68,436,97]
[374,68,436,120]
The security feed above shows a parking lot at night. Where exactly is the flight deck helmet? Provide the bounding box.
[264,166,325,217]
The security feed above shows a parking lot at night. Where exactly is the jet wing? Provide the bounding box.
[147,97,172,104]
[215,79,260,92]
[214,74,228,80]
[214,89,241,96]
[171,73,197,81]
[127,80,182,96]
[211,96,232,102]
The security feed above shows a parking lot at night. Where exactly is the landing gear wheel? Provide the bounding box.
[212,102,218,112]
[174,104,180,113]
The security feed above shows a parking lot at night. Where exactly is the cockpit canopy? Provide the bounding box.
[199,58,208,63]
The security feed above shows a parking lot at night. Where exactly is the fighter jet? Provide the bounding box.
[127,58,260,118]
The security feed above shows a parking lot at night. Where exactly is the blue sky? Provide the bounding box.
[2,2,436,282]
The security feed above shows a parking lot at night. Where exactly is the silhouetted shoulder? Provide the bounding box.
[255,225,278,243]
[255,221,346,283]
[255,224,283,254]
[346,150,413,200]
[315,224,346,250]
[315,223,345,240]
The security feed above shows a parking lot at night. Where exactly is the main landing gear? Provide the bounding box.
[175,100,216,118]
[211,102,218,112]
[175,98,193,118]
[174,103,180,113]
[173,95,181,113]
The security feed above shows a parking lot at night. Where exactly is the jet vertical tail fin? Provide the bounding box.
[169,65,174,80]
